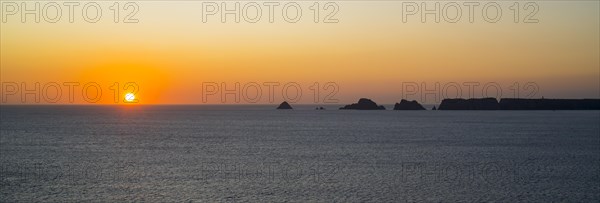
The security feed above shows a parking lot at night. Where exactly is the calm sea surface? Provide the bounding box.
[1,105,599,202]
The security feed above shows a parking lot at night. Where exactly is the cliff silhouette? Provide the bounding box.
[340,98,386,110]
[438,98,499,110]
[499,98,600,110]
[437,98,600,110]
[393,99,426,110]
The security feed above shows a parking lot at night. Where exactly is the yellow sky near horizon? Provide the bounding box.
[1,1,599,104]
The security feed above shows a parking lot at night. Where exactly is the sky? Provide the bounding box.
[1,1,599,104]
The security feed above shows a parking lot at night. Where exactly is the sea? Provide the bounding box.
[1,105,599,202]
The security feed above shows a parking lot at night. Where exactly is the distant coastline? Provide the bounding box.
[2,98,600,111]
[331,98,600,110]
[437,98,600,110]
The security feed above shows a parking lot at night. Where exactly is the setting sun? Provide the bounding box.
[125,93,136,103]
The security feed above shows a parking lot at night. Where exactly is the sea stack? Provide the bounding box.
[276,101,293,109]
[393,99,426,110]
[339,98,386,110]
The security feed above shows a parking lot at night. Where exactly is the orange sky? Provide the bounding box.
[1,1,599,104]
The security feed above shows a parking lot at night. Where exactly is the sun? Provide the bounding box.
[125,93,136,102]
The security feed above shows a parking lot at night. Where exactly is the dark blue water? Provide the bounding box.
[1,105,599,202]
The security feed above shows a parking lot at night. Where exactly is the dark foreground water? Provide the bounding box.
[1,105,599,202]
